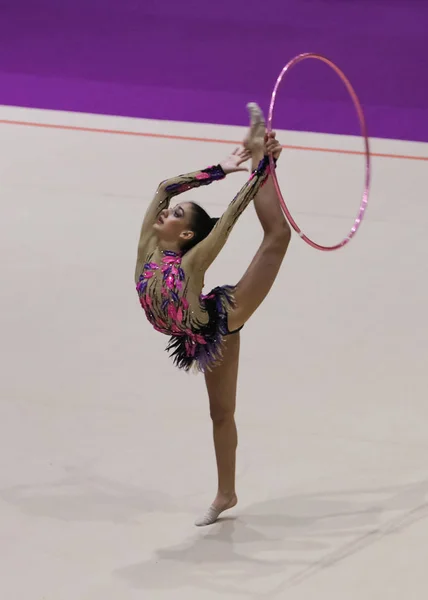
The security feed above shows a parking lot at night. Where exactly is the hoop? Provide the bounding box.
[267,53,371,251]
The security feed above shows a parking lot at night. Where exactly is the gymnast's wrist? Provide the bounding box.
[253,155,277,174]
[216,164,227,177]
[201,164,227,179]
[264,154,278,166]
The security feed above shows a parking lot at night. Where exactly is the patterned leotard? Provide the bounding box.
[135,156,273,372]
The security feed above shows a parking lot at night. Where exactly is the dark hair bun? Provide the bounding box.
[181,203,219,253]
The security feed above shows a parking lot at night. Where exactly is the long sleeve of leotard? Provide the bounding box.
[186,156,274,271]
[139,165,226,240]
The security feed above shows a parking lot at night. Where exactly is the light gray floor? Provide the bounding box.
[1,107,427,599]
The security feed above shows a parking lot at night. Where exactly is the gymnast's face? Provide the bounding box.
[153,202,195,246]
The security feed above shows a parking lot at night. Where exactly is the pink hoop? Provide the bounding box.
[267,53,371,251]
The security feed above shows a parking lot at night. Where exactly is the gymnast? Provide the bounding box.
[135,103,291,525]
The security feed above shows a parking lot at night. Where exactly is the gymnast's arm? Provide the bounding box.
[135,165,227,275]
[185,156,274,271]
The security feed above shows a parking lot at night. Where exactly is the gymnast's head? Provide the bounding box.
[153,201,218,253]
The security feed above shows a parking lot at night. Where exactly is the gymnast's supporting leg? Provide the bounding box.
[195,332,240,526]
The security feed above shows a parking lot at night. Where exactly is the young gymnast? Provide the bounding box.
[135,104,291,525]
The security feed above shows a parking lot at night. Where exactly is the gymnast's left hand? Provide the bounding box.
[220,147,251,174]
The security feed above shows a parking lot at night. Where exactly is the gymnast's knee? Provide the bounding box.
[210,403,235,425]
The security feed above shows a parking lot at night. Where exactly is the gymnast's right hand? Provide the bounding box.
[265,131,282,160]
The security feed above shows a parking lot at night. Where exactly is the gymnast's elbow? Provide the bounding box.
[273,219,292,248]
[156,179,170,195]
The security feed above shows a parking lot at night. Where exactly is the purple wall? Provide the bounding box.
[1,0,427,141]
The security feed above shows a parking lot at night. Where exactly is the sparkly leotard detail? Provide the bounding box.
[137,251,188,336]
